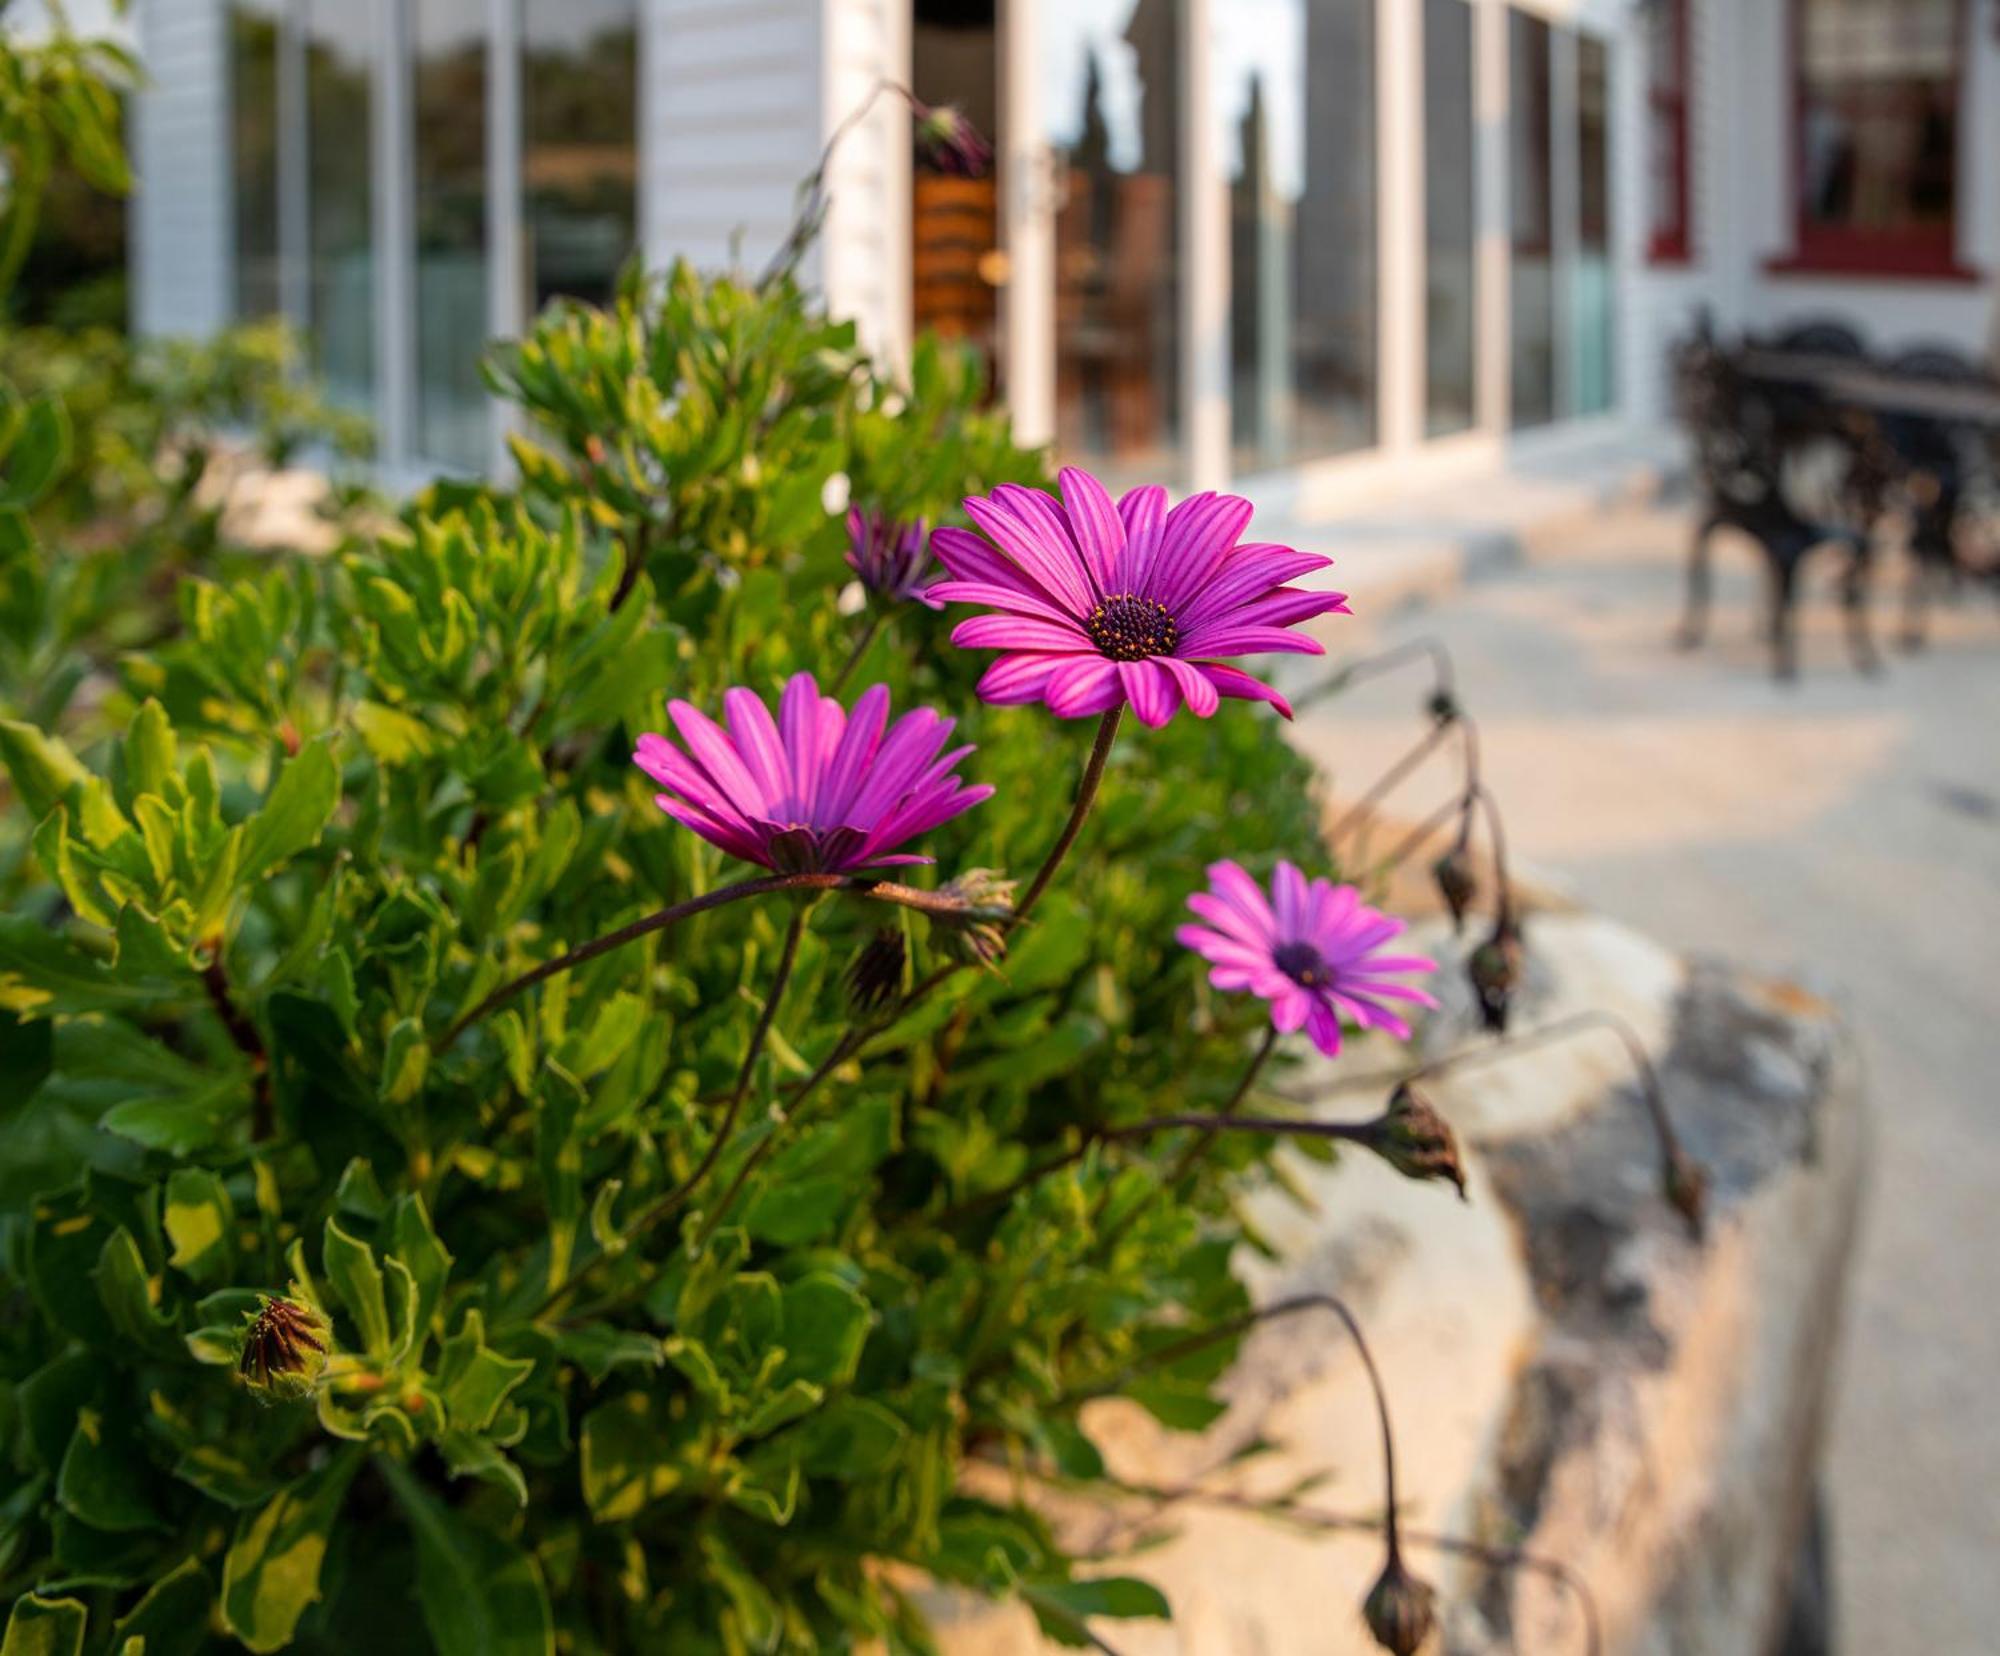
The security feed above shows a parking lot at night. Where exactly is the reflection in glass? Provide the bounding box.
[1797,0,1957,257]
[231,1,283,322]
[1423,0,1475,438]
[1574,35,1613,417]
[1220,0,1377,472]
[305,1,373,411]
[913,0,1002,397]
[414,0,488,469]
[524,0,638,313]
[1047,0,1181,484]
[1507,9,1555,430]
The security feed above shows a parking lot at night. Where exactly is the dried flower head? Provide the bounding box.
[634,674,992,874]
[930,467,1349,727]
[1369,1083,1467,1199]
[1665,1148,1710,1237]
[936,867,1016,965]
[1467,915,1524,1033]
[914,102,993,178]
[1430,844,1477,934]
[1178,861,1437,1058]
[1363,1554,1438,1656]
[846,507,940,608]
[239,1295,331,1398]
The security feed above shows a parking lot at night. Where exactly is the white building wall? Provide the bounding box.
[642,0,909,365]
[130,0,232,337]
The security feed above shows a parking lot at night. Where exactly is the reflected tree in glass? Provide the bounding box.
[414,0,489,470]
[1423,0,1475,438]
[524,0,638,314]
[305,0,374,412]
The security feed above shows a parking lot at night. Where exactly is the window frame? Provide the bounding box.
[1645,0,1691,266]
[1772,0,1980,282]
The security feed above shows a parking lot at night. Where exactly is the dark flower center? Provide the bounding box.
[1272,940,1329,988]
[1085,593,1178,662]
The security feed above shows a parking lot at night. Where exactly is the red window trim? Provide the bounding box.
[1647,0,1692,266]
[1769,0,1980,283]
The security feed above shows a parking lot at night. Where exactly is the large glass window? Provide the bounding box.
[1423,0,1474,438]
[1573,34,1613,417]
[1220,0,1377,473]
[1646,0,1690,262]
[1507,9,1555,430]
[304,0,373,409]
[1046,0,1182,484]
[912,0,1003,396]
[413,0,489,470]
[523,0,638,313]
[1793,0,1959,274]
[230,1,283,322]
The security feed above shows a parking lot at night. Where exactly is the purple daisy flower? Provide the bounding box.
[926,467,1349,728]
[1177,860,1438,1057]
[846,507,941,608]
[633,673,992,874]
[914,103,993,179]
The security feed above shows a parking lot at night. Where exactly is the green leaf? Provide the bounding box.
[236,738,340,885]
[0,1012,52,1108]
[57,1405,164,1533]
[776,1272,873,1388]
[163,1168,235,1285]
[389,1192,453,1341]
[91,1227,181,1357]
[554,1325,663,1386]
[435,1310,534,1435]
[122,700,177,804]
[377,1457,554,1656]
[0,395,72,508]
[787,1396,905,1478]
[111,1559,212,1656]
[220,1452,361,1654]
[322,1218,390,1357]
[534,1065,584,1293]
[0,915,184,1020]
[100,1074,249,1155]
[0,721,89,823]
[579,1393,686,1521]
[1,1595,86,1656]
[1025,1577,1172,1646]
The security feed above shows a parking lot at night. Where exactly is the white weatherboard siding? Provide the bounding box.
[643,0,909,364]
[130,0,232,338]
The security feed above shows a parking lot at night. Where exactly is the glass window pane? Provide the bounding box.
[913,0,1002,398]
[305,0,373,411]
[1574,34,1613,417]
[1423,0,1475,439]
[1220,0,1377,473]
[414,0,489,470]
[1046,0,1182,486]
[231,1,283,321]
[523,0,638,313]
[1507,8,1555,430]
[1798,0,1957,244]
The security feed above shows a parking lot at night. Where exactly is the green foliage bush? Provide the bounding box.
[0,30,1412,1656]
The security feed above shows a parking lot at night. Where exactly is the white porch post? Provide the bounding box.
[1377,0,1425,455]
[1473,0,1510,435]
[999,0,1054,449]
[486,0,523,471]
[1182,0,1229,492]
[372,0,414,470]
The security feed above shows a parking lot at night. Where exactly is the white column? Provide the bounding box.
[372,0,414,469]
[131,0,234,337]
[487,0,523,471]
[999,0,1054,448]
[1376,0,1424,454]
[1181,0,1229,490]
[1472,0,1510,435]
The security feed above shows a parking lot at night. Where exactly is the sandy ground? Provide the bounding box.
[1285,502,2000,1654]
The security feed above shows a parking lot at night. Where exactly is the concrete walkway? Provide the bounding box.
[1283,499,2000,1654]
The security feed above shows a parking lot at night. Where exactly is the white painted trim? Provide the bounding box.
[486,0,523,473]
[1377,0,1424,456]
[999,0,1053,448]
[372,0,414,469]
[1182,0,1227,491]
[1472,0,1511,436]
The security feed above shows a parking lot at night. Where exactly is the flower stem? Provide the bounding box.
[1014,706,1122,925]
[202,953,272,1140]
[829,608,885,695]
[436,871,973,1052]
[536,904,810,1320]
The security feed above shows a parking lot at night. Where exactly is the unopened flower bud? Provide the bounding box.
[1425,688,1460,726]
[845,507,940,608]
[846,928,907,1011]
[1368,1084,1466,1199]
[1430,845,1477,935]
[914,103,993,179]
[1467,917,1524,1033]
[1363,1554,1438,1656]
[1665,1149,1709,1237]
[239,1295,331,1398]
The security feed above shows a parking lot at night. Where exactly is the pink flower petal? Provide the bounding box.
[1197,663,1295,720]
[1156,655,1219,717]
[1115,485,1169,592]
[1058,466,1126,592]
[976,651,1080,705]
[1118,659,1180,727]
[1046,656,1125,718]
[950,614,1092,653]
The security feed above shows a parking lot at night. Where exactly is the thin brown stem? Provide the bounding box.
[1328,719,1456,849]
[1060,1294,1406,1565]
[829,607,885,694]
[537,904,809,1319]
[436,872,974,1052]
[1472,781,1514,927]
[1291,637,1458,717]
[1015,706,1122,925]
[609,516,651,614]
[203,954,272,1141]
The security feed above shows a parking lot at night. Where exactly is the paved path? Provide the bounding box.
[1286,502,2000,1654]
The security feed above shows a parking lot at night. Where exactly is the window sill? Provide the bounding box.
[1763,252,1984,286]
